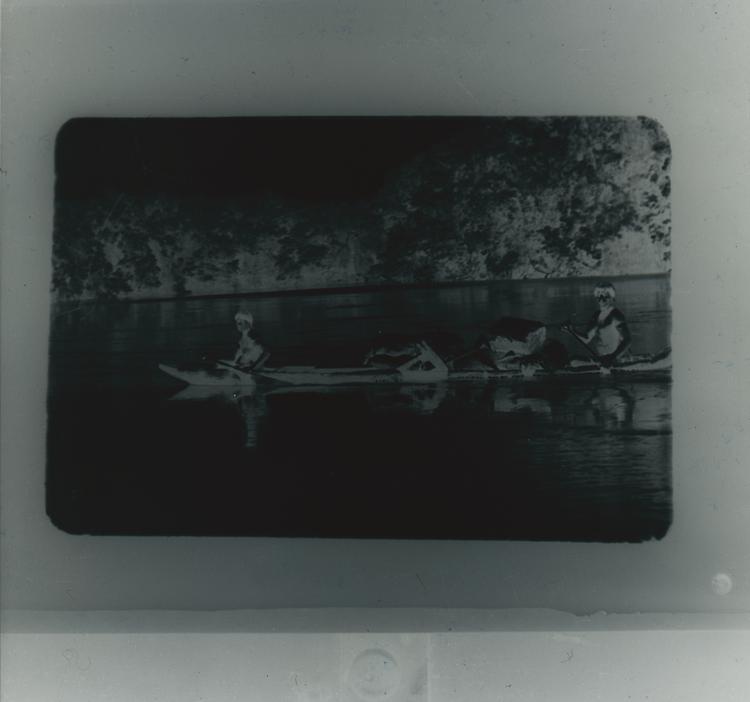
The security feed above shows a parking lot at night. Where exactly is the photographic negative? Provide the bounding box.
[48,116,671,539]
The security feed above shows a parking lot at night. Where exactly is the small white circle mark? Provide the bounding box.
[711,572,733,596]
[348,649,401,699]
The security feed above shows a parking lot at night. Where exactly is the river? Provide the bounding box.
[47,274,671,540]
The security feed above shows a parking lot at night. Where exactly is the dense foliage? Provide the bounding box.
[53,117,670,300]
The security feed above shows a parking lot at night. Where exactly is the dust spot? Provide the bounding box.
[712,572,733,596]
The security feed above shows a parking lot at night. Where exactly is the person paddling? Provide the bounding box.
[230,310,269,371]
[562,282,631,368]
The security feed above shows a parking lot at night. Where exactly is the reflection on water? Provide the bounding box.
[585,386,634,428]
[48,275,671,539]
[174,379,670,450]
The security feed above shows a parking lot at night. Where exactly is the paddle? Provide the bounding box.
[557,321,597,360]
[215,359,246,372]
[205,354,269,374]
[556,320,617,373]
[200,354,244,371]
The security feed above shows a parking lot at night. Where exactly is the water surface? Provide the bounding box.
[48,275,671,539]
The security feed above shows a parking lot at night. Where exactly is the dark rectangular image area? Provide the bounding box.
[48,116,672,539]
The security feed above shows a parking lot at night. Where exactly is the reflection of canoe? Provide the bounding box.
[169,385,256,401]
[159,350,670,387]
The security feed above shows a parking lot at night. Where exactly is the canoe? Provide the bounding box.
[160,350,670,387]
[158,363,256,386]
[258,363,452,386]
[258,354,671,386]
[160,363,406,387]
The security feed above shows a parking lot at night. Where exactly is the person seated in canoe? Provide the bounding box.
[395,340,449,374]
[487,318,547,367]
[454,318,568,372]
[227,310,269,371]
[364,331,463,369]
[561,282,631,368]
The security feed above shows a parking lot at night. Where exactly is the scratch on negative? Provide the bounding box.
[99,193,125,232]
[453,77,480,106]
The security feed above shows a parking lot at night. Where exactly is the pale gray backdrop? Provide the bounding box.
[2,0,749,688]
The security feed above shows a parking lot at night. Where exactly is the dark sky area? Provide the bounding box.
[55,117,479,202]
